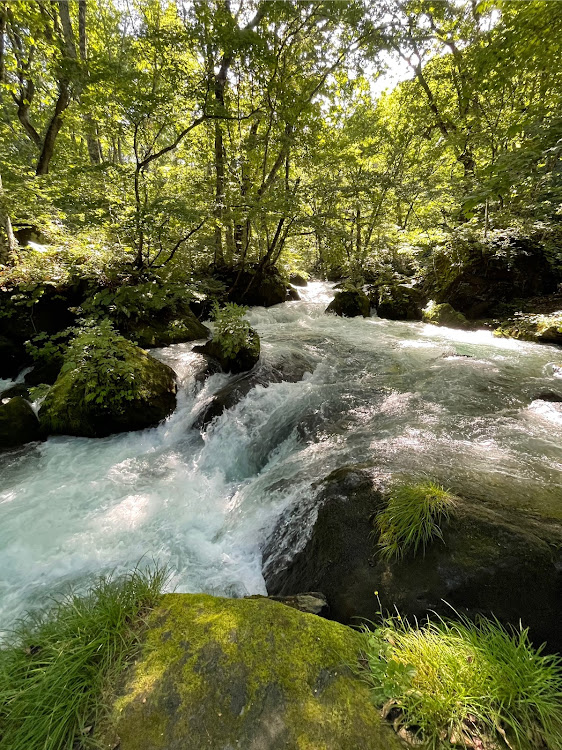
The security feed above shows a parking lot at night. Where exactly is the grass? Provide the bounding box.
[0,565,168,750]
[376,480,456,560]
[360,613,562,750]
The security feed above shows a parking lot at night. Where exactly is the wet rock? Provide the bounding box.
[0,396,41,450]
[422,301,471,329]
[325,290,370,318]
[122,310,209,348]
[263,466,562,652]
[534,390,562,403]
[193,350,313,429]
[101,593,402,750]
[376,283,424,321]
[247,592,329,617]
[0,335,28,379]
[193,329,260,376]
[289,273,308,287]
[494,312,562,346]
[38,338,176,438]
[0,383,31,401]
[24,356,63,386]
[286,286,301,301]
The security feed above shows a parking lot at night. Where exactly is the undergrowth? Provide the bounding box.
[360,613,562,750]
[0,565,167,750]
[376,480,456,560]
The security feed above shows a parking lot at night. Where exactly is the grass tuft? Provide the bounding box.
[360,613,562,750]
[376,480,456,560]
[0,564,168,750]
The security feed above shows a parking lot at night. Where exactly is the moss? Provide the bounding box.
[422,301,470,329]
[494,313,562,345]
[128,312,209,348]
[103,594,402,750]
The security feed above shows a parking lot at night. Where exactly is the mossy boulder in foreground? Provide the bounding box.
[102,593,402,750]
[39,328,177,438]
[326,289,371,318]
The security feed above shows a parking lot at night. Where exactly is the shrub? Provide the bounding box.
[0,565,167,750]
[211,301,256,359]
[360,613,562,750]
[376,481,456,560]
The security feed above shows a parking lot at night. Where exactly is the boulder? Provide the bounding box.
[193,350,314,429]
[376,284,423,321]
[286,286,300,301]
[0,383,31,401]
[494,313,562,346]
[193,330,260,376]
[422,301,471,329]
[101,593,403,750]
[38,337,177,438]
[289,273,308,287]
[325,290,370,318]
[0,335,28,379]
[263,467,562,653]
[120,310,209,349]
[24,356,63,386]
[215,266,291,308]
[0,396,41,450]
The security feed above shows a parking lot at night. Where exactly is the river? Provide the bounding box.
[1,281,562,630]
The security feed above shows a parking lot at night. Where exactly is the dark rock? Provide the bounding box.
[494,313,562,345]
[193,330,260,375]
[24,356,63,386]
[122,310,210,348]
[0,396,41,450]
[248,592,329,617]
[0,384,31,401]
[0,335,28,379]
[215,266,291,308]
[101,593,403,750]
[289,273,308,287]
[376,283,424,321]
[286,286,300,301]
[263,466,562,652]
[193,350,313,429]
[326,290,370,318]
[534,390,562,403]
[38,341,177,438]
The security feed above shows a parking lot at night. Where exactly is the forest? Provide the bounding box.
[1,2,562,750]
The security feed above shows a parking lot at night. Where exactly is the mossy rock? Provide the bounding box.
[0,396,41,450]
[194,329,260,375]
[422,301,470,329]
[101,593,402,750]
[124,311,209,348]
[39,339,177,438]
[326,290,371,318]
[376,284,423,321]
[289,273,308,287]
[494,313,562,346]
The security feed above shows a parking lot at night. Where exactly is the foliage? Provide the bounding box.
[0,565,168,750]
[211,302,256,359]
[376,481,456,560]
[359,612,562,750]
[58,320,149,406]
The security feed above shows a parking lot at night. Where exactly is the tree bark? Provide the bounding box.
[0,172,17,264]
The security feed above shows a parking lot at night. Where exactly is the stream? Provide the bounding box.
[1,281,562,631]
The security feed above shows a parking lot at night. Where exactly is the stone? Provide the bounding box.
[38,338,177,438]
[376,284,423,321]
[325,290,371,318]
[422,301,471,329]
[263,467,562,653]
[193,330,260,375]
[101,593,403,750]
[289,273,308,287]
[122,311,209,348]
[0,396,41,450]
[494,313,562,346]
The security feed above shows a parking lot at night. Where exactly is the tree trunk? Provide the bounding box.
[0,172,17,264]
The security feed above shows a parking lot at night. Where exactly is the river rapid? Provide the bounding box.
[1,281,562,630]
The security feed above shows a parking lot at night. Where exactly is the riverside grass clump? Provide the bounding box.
[360,614,562,750]
[0,565,167,750]
[376,481,456,560]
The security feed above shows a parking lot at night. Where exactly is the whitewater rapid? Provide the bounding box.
[1,282,562,629]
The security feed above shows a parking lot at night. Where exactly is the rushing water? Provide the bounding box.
[1,282,562,630]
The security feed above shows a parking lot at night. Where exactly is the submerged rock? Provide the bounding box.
[0,396,41,450]
[325,289,370,318]
[422,301,471,329]
[263,467,562,652]
[39,336,176,438]
[102,593,402,750]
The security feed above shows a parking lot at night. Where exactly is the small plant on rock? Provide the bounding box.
[211,301,257,359]
[376,480,456,560]
[360,612,562,750]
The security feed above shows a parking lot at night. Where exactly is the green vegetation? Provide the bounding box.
[376,481,456,560]
[211,302,258,360]
[0,566,167,750]
[360,613,562,750]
